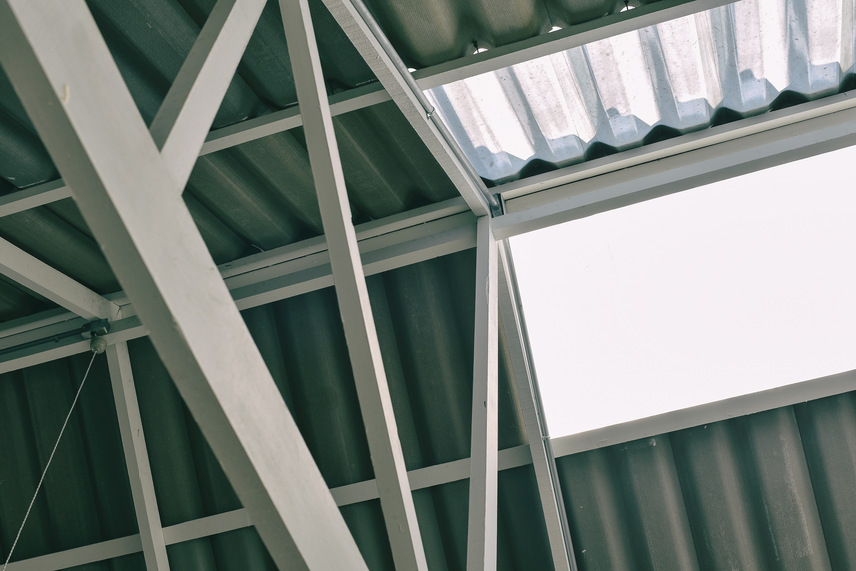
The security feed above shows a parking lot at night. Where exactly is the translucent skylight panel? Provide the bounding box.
[427,0,856,183]
[510,145,856,437]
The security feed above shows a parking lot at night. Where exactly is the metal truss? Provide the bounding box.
[0,0,364,569]
[0,0,729,220]
[2,0,856,569]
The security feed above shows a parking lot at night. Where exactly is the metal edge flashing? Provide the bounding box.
[551,368,856,457]
[494,91,856,239]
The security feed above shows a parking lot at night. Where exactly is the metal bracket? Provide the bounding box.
[80,318,111,339]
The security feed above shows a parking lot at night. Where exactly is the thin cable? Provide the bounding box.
[2,350,99,571]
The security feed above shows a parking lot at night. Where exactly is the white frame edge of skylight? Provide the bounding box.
[550,367,856,457]
[494,90,856,238]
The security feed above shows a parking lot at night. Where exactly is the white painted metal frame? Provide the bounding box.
[497,242,575,571]
[1,79,855,570]
[0,1,366,569]
[0,237,119,321]
[2,0,856,568]
[321,0,494,216]
[495,91,856,238]
[0,205,476,373]
[279,0,429,568]
[106,342,170,570]
[466,217,499,570]
[150,0,267,190]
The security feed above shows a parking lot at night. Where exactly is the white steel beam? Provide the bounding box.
[150,0,266,190]
[0,209,476,374]
[106,342,170,571]
[551,367,856,458]
[466,217,499,571]
[497,242,575,571]
[416,0,734,90]
[0,236,119,320]
[3,535,143,571]
[279,0,428,568]
[0,179,71,217]
[321,0,494,216]
[495,92,856,239]
[0,2,366,569]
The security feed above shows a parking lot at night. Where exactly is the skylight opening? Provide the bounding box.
[509,145,856,438]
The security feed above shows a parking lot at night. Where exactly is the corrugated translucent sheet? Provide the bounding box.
[428,0,856,183]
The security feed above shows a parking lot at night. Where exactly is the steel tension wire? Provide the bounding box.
[2,335,106,570]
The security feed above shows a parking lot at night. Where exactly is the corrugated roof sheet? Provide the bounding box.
[428,0,856,182]
[0,252,548,569]
[558,391,856,570]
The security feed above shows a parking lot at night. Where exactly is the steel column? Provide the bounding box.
[106,342,170,570]
[467,216,499,570]
[0,236,119,321]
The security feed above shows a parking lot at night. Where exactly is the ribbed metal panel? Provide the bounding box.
[0,252,544,569]
[558,391,856,571]
[0,0,458,319]
[362,0,660,67]
[0,355,138,563]
[429,0,856,182]
[2,0,855,569]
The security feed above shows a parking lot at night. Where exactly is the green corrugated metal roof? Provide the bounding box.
[558,393,856,570]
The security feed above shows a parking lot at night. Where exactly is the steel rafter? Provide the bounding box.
[280,0,429,567]
[321,0,494,216]
[0,1,366,569]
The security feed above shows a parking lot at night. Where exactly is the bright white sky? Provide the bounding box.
[510,145,856,437]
